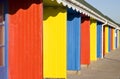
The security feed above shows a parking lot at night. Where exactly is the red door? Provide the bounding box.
[8,0,43,79]
[81,15,90,65]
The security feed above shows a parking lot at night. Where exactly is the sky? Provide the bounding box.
[85,0,120,24]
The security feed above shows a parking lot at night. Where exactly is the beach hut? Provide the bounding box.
[81,15,90,65]
[43,0,66,78]
[67,8,81,71]
[8,0,43,79]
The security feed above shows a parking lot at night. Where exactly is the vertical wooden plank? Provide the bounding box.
[90,18,97,61]
[43,7,66,78]
[97,21,102,58]
[67,8,80,70]
[8,0,43,79]
[81,16,90,65]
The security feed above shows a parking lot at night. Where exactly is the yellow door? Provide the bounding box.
[105,25,109,53]
[43,7,67,78]
[90,18,97,61]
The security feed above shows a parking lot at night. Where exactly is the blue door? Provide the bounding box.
[97,21,102,58]
[0,2,8,79]
[108,27,111,52]
[67,8,81,70]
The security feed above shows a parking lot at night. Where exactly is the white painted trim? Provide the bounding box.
[55,0,120,29]
[101,24,104,58]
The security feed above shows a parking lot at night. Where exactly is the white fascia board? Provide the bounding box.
[56,0,120,29]
[70,0,119,28]
[72,0,107,20]
[57,0,106,23]
[56,0,120,28]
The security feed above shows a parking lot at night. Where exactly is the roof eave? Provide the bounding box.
[56,0,119,29]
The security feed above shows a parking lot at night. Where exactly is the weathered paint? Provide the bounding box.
[67,8,81,70]
[90,18,97,61]
[81,15,90,65]
[108,27,111,52]
[104,25,109,54]
[8,0,43,79]
[0,3,8,79]
[43,7,66,78]
[97,21,102,58]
